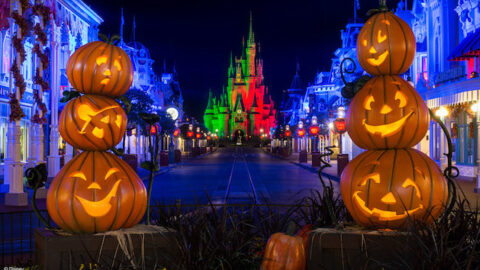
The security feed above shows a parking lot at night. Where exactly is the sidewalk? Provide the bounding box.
[267,150,480,206]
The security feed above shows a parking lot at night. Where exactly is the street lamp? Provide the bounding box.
[472,102,480,193]
[436,106,449,170]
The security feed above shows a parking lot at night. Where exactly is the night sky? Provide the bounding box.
[82,0,409,121]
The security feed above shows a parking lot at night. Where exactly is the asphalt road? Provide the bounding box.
[148,147,331,205]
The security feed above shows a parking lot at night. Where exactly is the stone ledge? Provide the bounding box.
[35,224,179,270]
[308,227,409,270]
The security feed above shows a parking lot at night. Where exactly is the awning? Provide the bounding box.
[448,30,480,61]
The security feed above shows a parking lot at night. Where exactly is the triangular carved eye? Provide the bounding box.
[100,115,110,123]
[381,192,396,204]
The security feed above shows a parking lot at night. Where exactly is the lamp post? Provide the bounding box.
[436,106,449,170]
[472,102,480,192]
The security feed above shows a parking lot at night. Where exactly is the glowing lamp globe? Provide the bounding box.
[187,131,194,138]
[150,125,157,135]
[196,133,202,139]
[173,129,180,137]
[309,126,319,136]
[297,128,306,138]
[285,130,292,137]
[207,135,211,140]
[334,118,346,134]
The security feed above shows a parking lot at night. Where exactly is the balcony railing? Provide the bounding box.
[433,65,467,87]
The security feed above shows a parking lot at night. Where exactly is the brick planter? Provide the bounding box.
[308,228,409,270]
[35,225,178,270]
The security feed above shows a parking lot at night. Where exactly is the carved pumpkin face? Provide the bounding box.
[66,41,134,97]
[59,95,127,151]
[47,151,147,233]
[357,12,416,75]
[346,76,429,149]
[340,149,447,229]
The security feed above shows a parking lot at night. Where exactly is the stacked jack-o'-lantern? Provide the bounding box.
[47,41,147,233]
[340,7,448,229]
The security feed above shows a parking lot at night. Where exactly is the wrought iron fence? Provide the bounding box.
[0,209,54,266]
[0,203,301,267]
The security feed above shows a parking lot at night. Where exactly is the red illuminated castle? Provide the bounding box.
[203,15,276,139]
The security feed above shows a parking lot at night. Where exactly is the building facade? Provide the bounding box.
[401,0,479,180]
[278,20,365,157]
[0,0,102,204]
[203,16,276,140]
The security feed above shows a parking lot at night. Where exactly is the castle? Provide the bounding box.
[203,16,276,140]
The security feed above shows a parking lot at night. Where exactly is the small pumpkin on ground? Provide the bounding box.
[261,222,306,270]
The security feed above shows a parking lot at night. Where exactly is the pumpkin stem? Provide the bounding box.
[286,221,297,236]
[98,33,109,43]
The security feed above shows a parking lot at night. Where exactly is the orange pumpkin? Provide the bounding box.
[261,232,306,270]
[357,11,415,75]
[66,41,134,97]
[47,151,147,233]
[340,148,448,229]
[59,95,127,151]
[346,75,429,149]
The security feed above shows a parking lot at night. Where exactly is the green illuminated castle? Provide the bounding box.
[203,16,276,139]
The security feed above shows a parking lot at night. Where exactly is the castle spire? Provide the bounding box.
[120,8,125,44]
[206,90,213,110]
[248,12,254,45]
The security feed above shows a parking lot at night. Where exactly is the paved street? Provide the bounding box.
[147,147,334,205]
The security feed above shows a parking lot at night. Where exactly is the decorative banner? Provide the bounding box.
[173,128,180,137]
[187,131,194,138]
[309,126,319,136]
[284,130,291,137]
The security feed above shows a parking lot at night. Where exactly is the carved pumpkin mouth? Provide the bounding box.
[75,179,122,217]
[353,191,423,221]
[367,51,389,66]
[362,111,414,137]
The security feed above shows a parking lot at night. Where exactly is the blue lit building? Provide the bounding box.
[117,12,184,159]
[279,20,365,157]
[399,0,480,181]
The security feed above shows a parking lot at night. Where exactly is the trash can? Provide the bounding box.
[312,152,320,167]
[299,150,308,163]
[337,154,349,176]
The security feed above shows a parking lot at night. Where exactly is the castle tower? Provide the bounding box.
[203,15,276,139]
